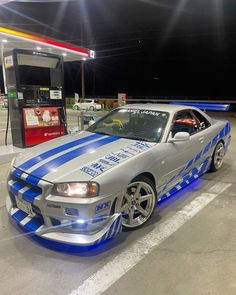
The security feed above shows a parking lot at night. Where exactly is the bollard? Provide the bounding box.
[78,111,84,130]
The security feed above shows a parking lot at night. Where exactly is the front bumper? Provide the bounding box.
[7,168,122,250]
[7,195,122,248]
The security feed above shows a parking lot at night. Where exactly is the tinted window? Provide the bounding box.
[172,111,199,136]
[192,110,210,130]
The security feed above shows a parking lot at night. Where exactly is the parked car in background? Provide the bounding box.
[0,94,8,108]
[3,98,8,108]
[72,99,102,111]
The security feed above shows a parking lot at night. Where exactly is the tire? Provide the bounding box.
[121,176,157,230]
[74,105,79,110]
[209,141,225,172]
[89,106,95,111]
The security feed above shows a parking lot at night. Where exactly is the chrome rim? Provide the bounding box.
[214,142,224,170]
[121,181,156,228]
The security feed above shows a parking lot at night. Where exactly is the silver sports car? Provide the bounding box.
[6,104,231,250]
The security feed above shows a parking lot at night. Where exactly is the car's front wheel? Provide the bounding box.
[121,176,156,229]
[209,141,225,172]
[73,105,79,110]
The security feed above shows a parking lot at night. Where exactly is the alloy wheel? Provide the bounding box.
[121,180,156,228]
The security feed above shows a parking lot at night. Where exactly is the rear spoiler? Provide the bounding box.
[170,102,230,111]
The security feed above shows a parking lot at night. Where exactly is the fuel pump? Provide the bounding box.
[3,49,67,148]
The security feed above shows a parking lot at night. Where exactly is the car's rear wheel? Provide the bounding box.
[89,106,95,111]
[209,141,225,172]
[74,105,79,110]
[121,176,156,229]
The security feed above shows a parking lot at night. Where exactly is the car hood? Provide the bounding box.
[13,131,157,183]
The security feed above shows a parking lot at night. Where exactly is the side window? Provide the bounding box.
[192,110,210,130]
[171,111,199,137]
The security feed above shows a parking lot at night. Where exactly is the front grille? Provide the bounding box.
[32,204,42,216]
[8,169,43,206]
[50,218,61,226]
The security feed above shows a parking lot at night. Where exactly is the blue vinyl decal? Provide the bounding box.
[26,135,120,185]
[22,187,42,203]
[18,133,103,172]
[160,121,230,196]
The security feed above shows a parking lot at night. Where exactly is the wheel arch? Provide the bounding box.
[132,172,156,188]
[220,138,225,145]
[209,139,225,172]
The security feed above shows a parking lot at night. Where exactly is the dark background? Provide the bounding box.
[0,0,235,98]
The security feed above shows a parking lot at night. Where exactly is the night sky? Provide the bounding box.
[0,0,236,98]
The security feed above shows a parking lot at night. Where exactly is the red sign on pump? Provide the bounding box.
[23,107,65,146]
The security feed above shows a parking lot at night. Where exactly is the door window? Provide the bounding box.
[192,110,211,130]
[171,111,199,136]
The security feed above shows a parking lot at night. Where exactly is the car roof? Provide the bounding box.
[120,103,198,114]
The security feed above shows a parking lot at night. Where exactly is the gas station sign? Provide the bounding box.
[118,93,127,106]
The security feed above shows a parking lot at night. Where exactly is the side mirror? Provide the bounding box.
[168,132,190,143]
[88,120,96,127]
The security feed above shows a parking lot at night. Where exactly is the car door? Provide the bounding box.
[158,109,206,196]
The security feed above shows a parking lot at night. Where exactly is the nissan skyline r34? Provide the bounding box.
[6,104,231,249]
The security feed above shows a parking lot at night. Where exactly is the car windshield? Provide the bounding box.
[87,108,169,142]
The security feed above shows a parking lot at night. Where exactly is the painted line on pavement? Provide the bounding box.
[69,182,231,295]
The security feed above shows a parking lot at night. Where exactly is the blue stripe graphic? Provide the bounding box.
[12,209,28,222]
[202,142,211,155]
[10,181,25,195]
[12,168,24,179]
[26,135,120,185]
[22,187,42,204]
[185,159,194,170]
[24,215,44,232]
[18,133,103,172]
[160,156,211,201]
[194,151,202,162]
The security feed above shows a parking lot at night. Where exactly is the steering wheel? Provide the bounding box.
[112,119,123,129]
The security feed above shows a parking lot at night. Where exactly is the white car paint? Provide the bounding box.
[73,99,102,111]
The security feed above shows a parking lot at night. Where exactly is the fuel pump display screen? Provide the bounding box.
[19,66,51,86]
[17,53,60,87]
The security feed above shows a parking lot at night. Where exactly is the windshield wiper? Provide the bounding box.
[92,131,112,136]
[122,136,151,142]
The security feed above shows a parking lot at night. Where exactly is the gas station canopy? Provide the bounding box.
[0,26,95,64]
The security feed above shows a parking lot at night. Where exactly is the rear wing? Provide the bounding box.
[170,102,230,111]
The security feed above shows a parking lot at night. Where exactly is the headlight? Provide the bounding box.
[52,182,99,198]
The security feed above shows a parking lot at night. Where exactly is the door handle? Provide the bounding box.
[198,136,205,143]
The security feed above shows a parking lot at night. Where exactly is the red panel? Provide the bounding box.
[22,107,65,147]
[24,126,65,146]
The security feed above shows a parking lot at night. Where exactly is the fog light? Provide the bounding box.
[76,219,85,224]
[72,219,88,230]
[65,208,79,216]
